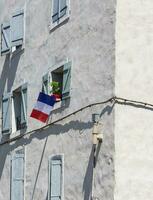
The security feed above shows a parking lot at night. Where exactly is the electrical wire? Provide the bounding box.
[1,96,153,146]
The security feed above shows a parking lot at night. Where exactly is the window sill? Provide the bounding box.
[10,126,27,140]
[51,97,70,112]
[52,101,62,111]
[1,44,24,57]
[49,14,70,32]
[11,45,24,57]
[10,130,20,139]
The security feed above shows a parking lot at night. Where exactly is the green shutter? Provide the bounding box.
[20,83,27,128]
[42,73,49,94]
[62,61,71,100]
[52,0,59,23]
[11,10,24,47]
[2,93,12,134]
[49,158,62,200]
[11,149,24,200]
[1,22,11,55]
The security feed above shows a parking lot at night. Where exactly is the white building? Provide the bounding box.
[0,0,115,199]
[1,0,152,200]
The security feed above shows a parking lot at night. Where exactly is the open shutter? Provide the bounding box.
[59,0,67,18]
[62,61,71,100]
[20,83,27,128]
[1,22,10,54]
[11,149,24,200]
[2,93,12,134]
[52,0,59,23]
[42,73,49,94]
[49,159,62,200]
[11,10,24,47]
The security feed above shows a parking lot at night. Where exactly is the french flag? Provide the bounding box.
[30,92,56,123]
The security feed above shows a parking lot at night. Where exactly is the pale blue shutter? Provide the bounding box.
[52,0,59,23]
[11,149,24,200]
[59,0,67,18]
[1,22,10,54]
[42,73,49,94]
[2,93,12,134]
[62,61,71,100]
[11,10,24,47]
[49,159,62,200]
[20,83,27,128]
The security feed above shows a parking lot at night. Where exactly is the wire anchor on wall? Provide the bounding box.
[92,114,103,168]
[2,95,153,146]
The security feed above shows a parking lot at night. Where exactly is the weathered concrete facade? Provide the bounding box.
[115,0,153,199]
[0,0,115,200]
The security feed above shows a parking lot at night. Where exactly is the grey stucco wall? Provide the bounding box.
[115,0,153,199]
[0,0,116,199]
[0,103,114,200]
[0,0,115,134]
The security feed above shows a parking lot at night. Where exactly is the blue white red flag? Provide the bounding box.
[30,92,56,123]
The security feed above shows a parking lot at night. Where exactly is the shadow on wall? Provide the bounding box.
[0,103,114,199]
[8,48,24,92]
[0,54,10,98]
[83,103,115,200]
[0,49,23,179]
[0,48,24,141]
[49,98,71,116]
[100,103,115,118]
[0,144,11,181]
[0,119,93,199]
[83,145,95,200]
[0,48,24,100]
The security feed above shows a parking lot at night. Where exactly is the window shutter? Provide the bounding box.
[62,61,71,100]
[59,0,67,18]
[11,10,24,47]
[52,0,59,23]
[20,83,27,127]
[1,22,11,54]
[49,159,62,200]
[42,73,49,95]
[2,93,12,134]
[11,149,24,200]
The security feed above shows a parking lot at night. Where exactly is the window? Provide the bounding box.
[2,83,27,135]
[42,61,71,101]
[11,149,25,200]
[12,84,27,131]
[51,0,70,29]
[1,10,24,55]
[48,155,64,200]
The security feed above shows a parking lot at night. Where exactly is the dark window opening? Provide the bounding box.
[51,66,63,101]
[13,89,22,130]
[13,84,27,131]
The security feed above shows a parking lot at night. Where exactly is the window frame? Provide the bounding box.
[1,83,28,138]
[50,0,70,31]
[11,148,25,200]
[42,68,63,110]
[11,9,25,54]
[1,9,25,56]
[12,83,27,133]
[48,154,64,200]
[42,60,71,110]
[1,22,11,55]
